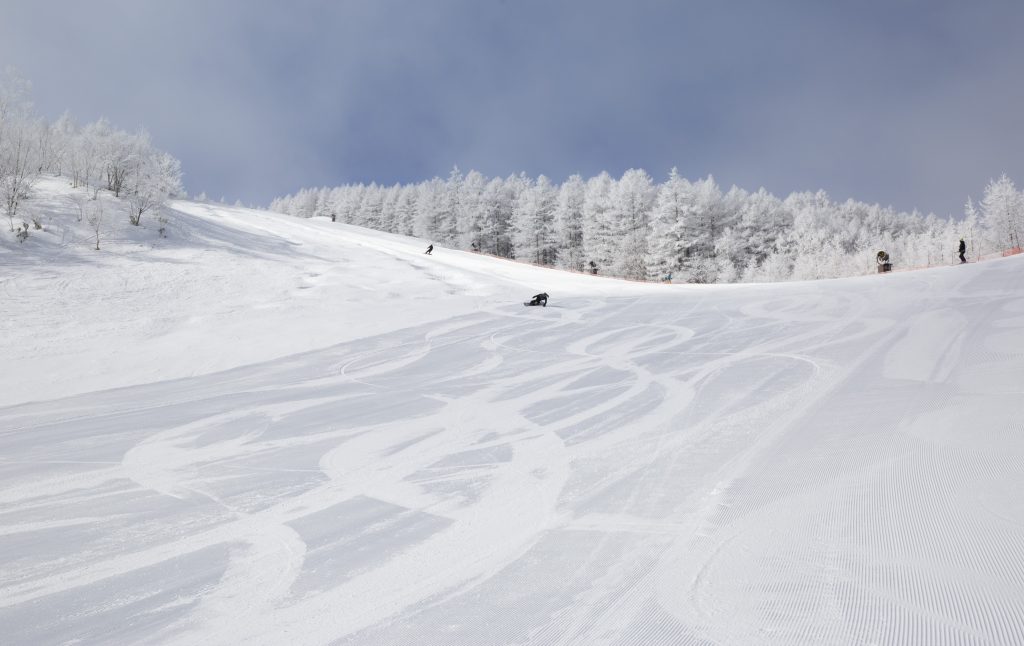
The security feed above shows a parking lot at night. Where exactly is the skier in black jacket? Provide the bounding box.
[527,292,549,306]
[958,238,967,263]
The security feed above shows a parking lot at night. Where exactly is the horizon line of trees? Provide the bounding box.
[270,167,1024,283]
[1,69,183,242]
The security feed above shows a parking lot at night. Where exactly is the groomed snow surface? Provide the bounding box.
[3,180,1024,645]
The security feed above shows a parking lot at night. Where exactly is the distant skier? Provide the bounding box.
[525,292,549,307]
[425,244,433,255]
[589,261,598,275]
[958,238,967,263]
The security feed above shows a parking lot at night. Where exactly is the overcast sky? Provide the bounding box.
[3,0,1022,215]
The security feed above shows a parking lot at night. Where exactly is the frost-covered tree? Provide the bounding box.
[980,174,1023,251]
[360,184,385,230]
[102,128,138,197]
[728,188,789,269]
[647,168,691,280]
[788,191,839,281]
[88,195,104,250]
[0,70,43,231]
[457,170,486,249]
[555,174,586,272]
[379,183,401,233]
[414,177,444,241]
[609,169,655,280]
[582,172,615,273]
[512,175,558,265]
[394,184,418,236]
[961,197,980,259]
[678,176,726,281]
[434,166,462,245]
[342,184,367,224]
[46,111,76,176]
[67,122,92,189]
[126,150,182,226]
[1,120,43,231]
[478,176,513,257]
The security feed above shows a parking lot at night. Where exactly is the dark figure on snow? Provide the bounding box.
[528,292,549,307]
[876,250,892,273]
[471,242,479,252]
[589,261,598,275]
[425,244,433,255]
[331,212,336,222]
[959,238,967,263]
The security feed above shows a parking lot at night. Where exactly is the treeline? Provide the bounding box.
[271,167,1024,283]
[1,70,183,238]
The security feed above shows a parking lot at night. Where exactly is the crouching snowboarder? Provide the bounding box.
[525,292,549,307]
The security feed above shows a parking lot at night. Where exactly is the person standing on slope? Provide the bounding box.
[959,238,967,264]
[425,244,433,255]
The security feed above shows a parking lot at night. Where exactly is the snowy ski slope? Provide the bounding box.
[2,189,1024,645]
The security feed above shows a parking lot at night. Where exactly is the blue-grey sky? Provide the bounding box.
[3,0,1023,216]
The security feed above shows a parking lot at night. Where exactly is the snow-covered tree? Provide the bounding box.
[647,168,691,280]
[582,172,615,273]
[341,184,367,224]
[980,174,1023,251]
[457,170,487,249]
[609,169,655,280]
[379,183,402,233]
[126,150,182,226]
[478,176,514,257]
[414,177,445,241]
[678,175,726,281]
[360,183,385,230]
[46,111,76,176]
[555,174,586,272]
[435,166,463,245]
[961,197,980,259]
[88,195,104,250]
[0,69,43,231]
[512,175,558,265]
[102,127,138,197]
[394,184,418,236]
[730,188,789,269]
[1,121,43,231]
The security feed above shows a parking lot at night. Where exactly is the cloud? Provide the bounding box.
[2,0,1023,215]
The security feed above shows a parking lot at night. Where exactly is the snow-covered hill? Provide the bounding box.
[2,185,1024,645]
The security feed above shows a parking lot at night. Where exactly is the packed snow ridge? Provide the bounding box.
[3,182,1024,645]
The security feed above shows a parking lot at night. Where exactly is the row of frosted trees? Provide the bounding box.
[1,70,183,235]
[271,168,1024,283]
